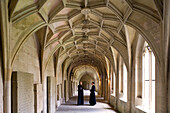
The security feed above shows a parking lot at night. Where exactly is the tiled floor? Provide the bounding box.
[56,90,119,113]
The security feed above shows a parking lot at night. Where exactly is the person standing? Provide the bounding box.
[77,81,84,105]
[89,82,96,105]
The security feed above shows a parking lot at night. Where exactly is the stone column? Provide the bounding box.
[66,80,69,102]
[34,84,43,113]
[131,57,136,113]
[42,76,47,113]
[55,83,58,110]
[47,76,56,113]
[104,75,107,100]
[98,79,101,95]
[120,61,123,93]
[136,56,143,97]
[3,68,12,113]
[115,61,120,110]
[108,77,111,102]
[105,77,108,100]
[101,75,104,97]
[0,55,3,113]
[0,0,11,112]
[4,80,11,113]
[164,0,170,112]
[155,60,167,113]
[127,57,133,113]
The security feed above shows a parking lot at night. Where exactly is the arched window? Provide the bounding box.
[119,57,127,102]
[142,42,155,112]
[135,42,155,113]
[123,63,127,101]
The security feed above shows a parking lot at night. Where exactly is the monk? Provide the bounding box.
[89,82,96,105]
[77,81,84,105]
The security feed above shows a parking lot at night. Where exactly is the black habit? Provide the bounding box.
[89,85,96,105]
[77,85,84,105]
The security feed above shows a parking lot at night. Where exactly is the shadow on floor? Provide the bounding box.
[57,90,120,113]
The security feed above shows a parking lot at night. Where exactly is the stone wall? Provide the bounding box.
[11,71,34,113]
[43,57,55,113]
[110,95,146,113]
[117,99,128,113]
[13,35,40,83]
[56,64,62,84]
[57,84,62,107]
[34,84,43,113]
[0,46,3,113]
[169,68,170,113]
[12,35,44,112]
[80,75,94,90]
[45,57,55,77]
[110,95,116,109]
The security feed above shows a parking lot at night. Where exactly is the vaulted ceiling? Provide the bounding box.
[10,0,162,79]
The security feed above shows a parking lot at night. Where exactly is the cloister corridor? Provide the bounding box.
[56,90,118,113]
[0,0,170,113]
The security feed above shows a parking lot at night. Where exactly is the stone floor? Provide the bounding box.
[56,90,119,113]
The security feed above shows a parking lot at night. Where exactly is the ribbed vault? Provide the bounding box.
[73,65,99,80]
[9,0,162,83]
[1,0,170,113]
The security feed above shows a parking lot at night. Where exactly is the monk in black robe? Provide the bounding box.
[89,82,96,105]
[77,81,84,105]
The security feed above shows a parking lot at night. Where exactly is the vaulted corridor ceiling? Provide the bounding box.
[10,0,162,79]
[1,0,169,113]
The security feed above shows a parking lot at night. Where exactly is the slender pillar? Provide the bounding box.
[4,80,11,113]
[136,56,143,98]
